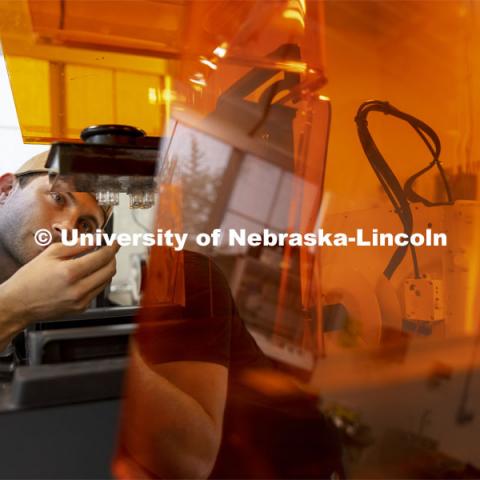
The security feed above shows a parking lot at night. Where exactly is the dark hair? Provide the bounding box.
[16,172,47,188]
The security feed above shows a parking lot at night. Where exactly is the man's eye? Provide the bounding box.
[79,220,93,233]
[50,192,65,205]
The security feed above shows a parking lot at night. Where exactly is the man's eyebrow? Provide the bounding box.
[65,192,78,205]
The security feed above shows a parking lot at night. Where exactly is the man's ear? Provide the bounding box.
[0,174,18,204]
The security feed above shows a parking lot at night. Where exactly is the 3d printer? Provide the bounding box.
[2,1,479,478]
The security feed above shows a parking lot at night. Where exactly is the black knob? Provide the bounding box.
[80,124,146,145]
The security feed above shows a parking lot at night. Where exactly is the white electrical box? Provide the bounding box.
[404,278,444,321]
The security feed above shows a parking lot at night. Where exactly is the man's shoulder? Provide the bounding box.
[182,249,217,267]
[183,250,230,289]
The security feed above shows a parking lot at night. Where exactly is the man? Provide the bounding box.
[114,248,344,479]
[0,151,118,352]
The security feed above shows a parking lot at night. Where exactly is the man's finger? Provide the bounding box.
[45,241,95,259]
[82,281,113,307]
[68,243,120,279]
[75,257,117,297]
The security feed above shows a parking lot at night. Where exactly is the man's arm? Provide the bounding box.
[115,251,231,479]
[116,340,228,479]
[0,242,119,351]
[0,297,22,352]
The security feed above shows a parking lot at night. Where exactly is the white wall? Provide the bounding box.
[0,50,48,174]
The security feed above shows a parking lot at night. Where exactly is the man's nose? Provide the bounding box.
[52,218,77,242]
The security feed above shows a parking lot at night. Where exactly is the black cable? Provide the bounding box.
[355,101,453,280]
[355,101,416,279]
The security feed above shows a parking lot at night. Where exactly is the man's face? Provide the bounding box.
[0,173,105,267]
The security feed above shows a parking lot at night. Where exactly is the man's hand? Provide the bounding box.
[0,242,119,350]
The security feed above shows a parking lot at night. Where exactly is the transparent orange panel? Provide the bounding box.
[107,1,480,478]
[115,72,163,136]
[3,56,51,137]
[65,64,114,137]
[1,1,322,143]
[0,0,171,143]
[112,2,330,478]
